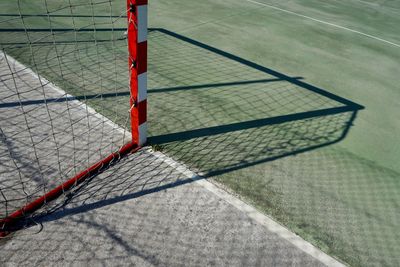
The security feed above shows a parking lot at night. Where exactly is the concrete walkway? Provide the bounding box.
[1,148,341,266]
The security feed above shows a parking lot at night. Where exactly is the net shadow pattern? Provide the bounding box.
[144,29,399,267]
[147,29,363,177]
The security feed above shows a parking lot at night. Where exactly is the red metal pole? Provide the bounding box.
[128,0,148,146]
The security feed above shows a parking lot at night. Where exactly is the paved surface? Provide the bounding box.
[0,53,342,266]
[1,149,330,267]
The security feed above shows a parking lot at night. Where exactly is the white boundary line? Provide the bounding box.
[150,149,346,267]
[246,0,400,48]
[1,51,344,266]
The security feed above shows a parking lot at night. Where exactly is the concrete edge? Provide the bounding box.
[150,149,346,267]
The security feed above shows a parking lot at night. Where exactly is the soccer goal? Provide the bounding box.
[0,0,147,236]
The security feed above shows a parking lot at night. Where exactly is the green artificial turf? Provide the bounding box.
[147,1,400,265]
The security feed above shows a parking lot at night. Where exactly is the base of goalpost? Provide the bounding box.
[0,142,140,237]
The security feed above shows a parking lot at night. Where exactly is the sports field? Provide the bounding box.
[1,0,399,266]
[148,1,400,266]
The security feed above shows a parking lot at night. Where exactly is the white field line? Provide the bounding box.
[2,52,345,266]
[150,149,346,267]
[352,0,392,8]
[246,0,400,48]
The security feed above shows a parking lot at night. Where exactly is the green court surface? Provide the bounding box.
[1,0,400,266]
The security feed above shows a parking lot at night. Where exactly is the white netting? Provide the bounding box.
[0,0,131,223]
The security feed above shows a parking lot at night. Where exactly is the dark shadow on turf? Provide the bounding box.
[0,37,126,46]
[0,14,126,18]
[0,28,126,32]
[149,28,361,108]
[0,27,126,46]
[0,77,302,108]
[146,28,364,177]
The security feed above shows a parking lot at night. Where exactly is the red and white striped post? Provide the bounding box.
[127,0,147,146]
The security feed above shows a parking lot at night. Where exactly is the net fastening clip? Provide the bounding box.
[129,4,136,13]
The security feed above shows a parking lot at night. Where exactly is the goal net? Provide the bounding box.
[0,0,147,235]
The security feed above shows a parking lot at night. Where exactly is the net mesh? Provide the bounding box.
[0,0,130,222]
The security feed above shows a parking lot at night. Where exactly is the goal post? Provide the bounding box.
[0,0,147,236]
[128,0,148,146]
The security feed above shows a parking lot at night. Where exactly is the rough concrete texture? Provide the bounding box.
[1,149,328,267]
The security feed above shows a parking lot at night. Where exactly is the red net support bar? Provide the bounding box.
[0,143,139,237]
[128,0,148,146]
